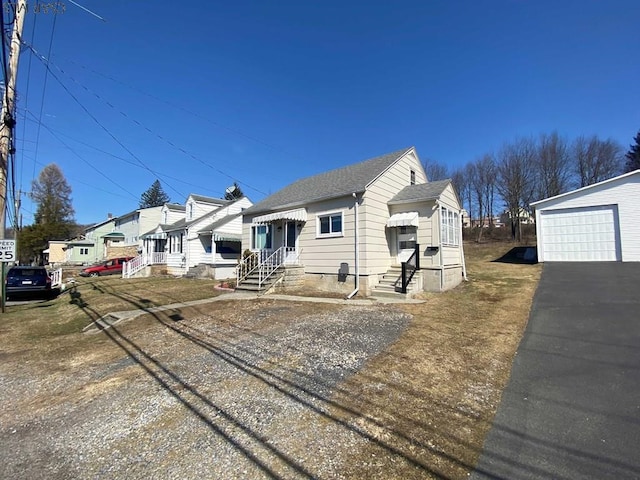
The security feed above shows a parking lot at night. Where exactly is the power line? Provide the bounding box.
[21,109,220,197]
[23,109,139,201]
[54,57,270,196]
[28,5,57,198]
[22,41,187,201]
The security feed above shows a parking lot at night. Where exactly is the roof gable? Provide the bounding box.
[244,147,414,215]
[531,169,640,207]
[388,179,452,204]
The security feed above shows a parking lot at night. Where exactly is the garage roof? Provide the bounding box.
[532,169,640,207]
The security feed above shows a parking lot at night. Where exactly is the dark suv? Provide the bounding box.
[79,257,133,277]
[6,266,53,299]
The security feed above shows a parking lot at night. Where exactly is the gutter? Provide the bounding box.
[346,193,360,299]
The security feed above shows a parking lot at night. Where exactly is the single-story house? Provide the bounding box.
[532,169,640,262]
[238,147,466,296]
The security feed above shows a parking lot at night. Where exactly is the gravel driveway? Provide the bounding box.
[0,298,412,479]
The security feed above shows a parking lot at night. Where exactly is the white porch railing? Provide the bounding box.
[236,246,298,289]
[50,268,62,289]
[123,252,167,278]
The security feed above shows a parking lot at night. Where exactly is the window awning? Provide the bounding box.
[212,232,242,242]
[102,232,125,238]
[253,208,307,224]
[142,232,167,240]
[387,211,419,227]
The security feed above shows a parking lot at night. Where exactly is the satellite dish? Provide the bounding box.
[225,185,237,195]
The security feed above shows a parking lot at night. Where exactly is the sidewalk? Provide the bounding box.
[84,290,425,333]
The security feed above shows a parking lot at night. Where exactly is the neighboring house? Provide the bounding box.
[135,195,252,278]
[44,240,67,266]
[63,240,95,265]
[499,208,534,227]
[84,215,117,263]
[532,169,640,262]
[238,147,466,296]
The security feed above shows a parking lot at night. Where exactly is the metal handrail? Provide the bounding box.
[401,243,420,294]
[237,246,297,288]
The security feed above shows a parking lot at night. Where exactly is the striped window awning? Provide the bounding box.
[387,211,419,227]
[253,208,307,224]
[212,232,242,242]
[142,232,167,240]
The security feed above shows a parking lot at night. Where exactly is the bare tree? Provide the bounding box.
[495,138,537,241]
[423,159,449,181]
[451,167,472,227]
[573,135,623,187]
[536,132,571,200]
[474,154,497,239]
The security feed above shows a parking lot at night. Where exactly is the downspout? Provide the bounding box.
[346,193,360,299]
[460,207,468,281]
[436,200,444,291]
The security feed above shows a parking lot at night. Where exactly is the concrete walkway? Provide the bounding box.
[84,290,425,333]
[471,263,640,479]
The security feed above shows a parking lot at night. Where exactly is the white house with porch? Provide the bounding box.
[128,195,252,278]
[237,147,466,297]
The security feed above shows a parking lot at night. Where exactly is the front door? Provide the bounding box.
[397,226,417,264]
[285,221,299,264]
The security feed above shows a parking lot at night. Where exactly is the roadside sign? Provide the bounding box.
[0,239,16,262]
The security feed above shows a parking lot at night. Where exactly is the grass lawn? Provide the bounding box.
[0,242,541,478]
[333,241,542,478]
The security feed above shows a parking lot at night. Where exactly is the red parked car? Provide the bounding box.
[79,257,134,277]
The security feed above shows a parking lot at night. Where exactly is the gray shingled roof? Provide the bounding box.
[388,179,451,204]
[243,147,414,215]
[165,203,186,211]
[189,194,230,205]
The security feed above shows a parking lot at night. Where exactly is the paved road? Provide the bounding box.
[472,262,640,480]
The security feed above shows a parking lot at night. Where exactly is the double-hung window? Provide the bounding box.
[440,207,460,246]
[317,211,343,238]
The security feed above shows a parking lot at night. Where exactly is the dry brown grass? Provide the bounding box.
[1,243,541,478]
[330,241,542,479]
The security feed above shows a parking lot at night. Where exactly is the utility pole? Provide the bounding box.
[0,0,27,241]
[0,1,26,312]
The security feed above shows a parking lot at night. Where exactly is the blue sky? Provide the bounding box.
[10,0,640,226]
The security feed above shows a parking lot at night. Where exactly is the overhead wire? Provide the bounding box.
[22,43,187,202]
[54,56,270,196]
[20,108,215,197]
[24,108,139,201]
[17,5,37,200]
[29,4,56,196]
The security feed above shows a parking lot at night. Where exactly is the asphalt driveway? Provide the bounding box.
[472,262,640,480]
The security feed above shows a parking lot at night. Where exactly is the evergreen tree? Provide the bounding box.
[624,130,640,173]
[18,164,76,264]
[224,182,244,200]
[139,180,170,208]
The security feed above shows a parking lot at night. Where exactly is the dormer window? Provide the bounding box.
[188,203,193,220]
[162,211,168,224]
[410,169,416,185]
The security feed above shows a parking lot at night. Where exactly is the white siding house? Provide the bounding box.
[138,195,252,278]
[239,147,466,296]
[532,170,640,262]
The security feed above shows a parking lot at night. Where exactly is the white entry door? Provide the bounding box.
[284,221,299,264]
[397,226,417,263]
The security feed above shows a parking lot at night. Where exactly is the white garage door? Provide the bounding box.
[540,205,620,261]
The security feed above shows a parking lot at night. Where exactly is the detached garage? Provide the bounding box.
[532,170,640,262]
